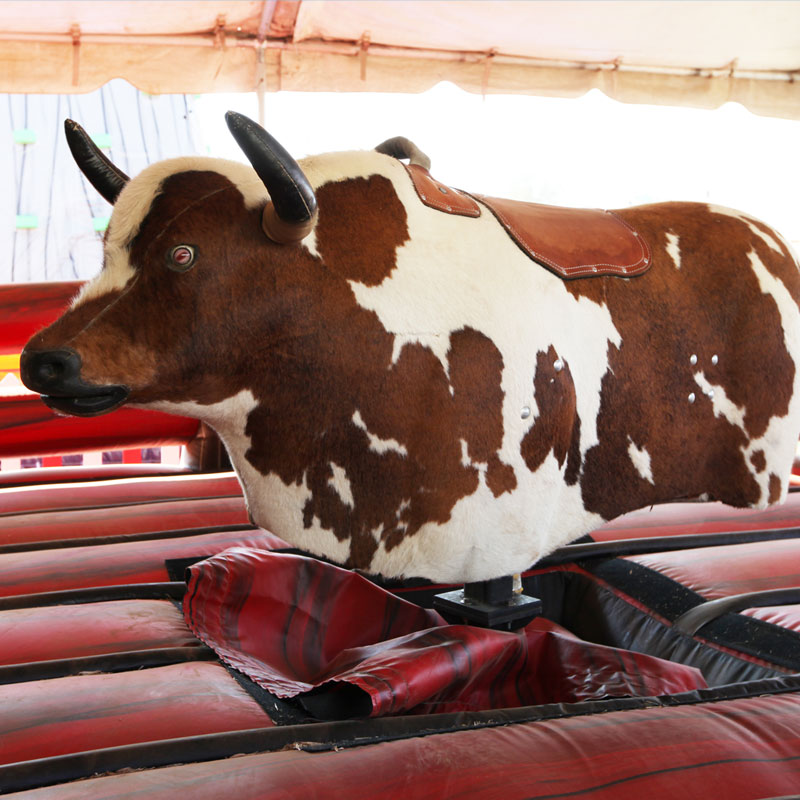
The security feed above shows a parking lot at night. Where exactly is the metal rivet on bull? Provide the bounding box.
[688,393,696,403]
[711,354,719,365]
[438,186,449,194]
[521,406,531,419]
[690,354,698,365]
[705,387,715,399]
[553,359,564,372]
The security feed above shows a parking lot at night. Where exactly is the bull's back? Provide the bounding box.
[571,201,800,520]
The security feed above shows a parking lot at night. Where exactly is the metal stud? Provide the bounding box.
[553,358,564,372]
[521,406,531,419]
[688,393,696,404]
[711,354,718,365]
[690,354,698,366]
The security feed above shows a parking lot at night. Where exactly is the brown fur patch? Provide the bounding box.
[751,450,767,473]
[313,176,410,286]
[769,473,783,504]
[520,347,580,478]
[28,290,124,351]
[572,204,796,519]
[449,328,517,498]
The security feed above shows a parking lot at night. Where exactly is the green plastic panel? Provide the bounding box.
[13,129,36,145]
[91,132,112,149]
[15,215,38,229]
[92,216,110,232]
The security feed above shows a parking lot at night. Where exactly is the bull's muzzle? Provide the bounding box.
[20,347,129,417]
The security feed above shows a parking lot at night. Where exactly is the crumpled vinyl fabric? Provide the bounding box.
[184,547,707,719]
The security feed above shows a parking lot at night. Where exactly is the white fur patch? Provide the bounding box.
[71,250,136,308]
[328,462,355,509]
[693,371,747,431]
[665,232,681,269]
[627,439,655,484]
[352,409,409,456]
[460,439,471,468]
[742,249,800,505]
[302,149,408,192]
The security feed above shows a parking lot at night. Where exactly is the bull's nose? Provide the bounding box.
[20,348,82,394]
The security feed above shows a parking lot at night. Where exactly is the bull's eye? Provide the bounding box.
[167,245,197,272]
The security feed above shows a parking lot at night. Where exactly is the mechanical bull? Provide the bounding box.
[20,113,800,583]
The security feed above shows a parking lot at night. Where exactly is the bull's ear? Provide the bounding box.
[64,119,129,204]
[225,111,317,244]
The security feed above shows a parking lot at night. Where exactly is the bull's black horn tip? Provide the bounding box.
[225,111,259,134]
[64,119,86,136]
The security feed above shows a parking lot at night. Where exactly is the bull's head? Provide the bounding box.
[20,113,318,417]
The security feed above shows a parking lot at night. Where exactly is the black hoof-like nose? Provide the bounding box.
[20,348,82,394]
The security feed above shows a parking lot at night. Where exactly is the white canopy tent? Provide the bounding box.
[0,1,798,118]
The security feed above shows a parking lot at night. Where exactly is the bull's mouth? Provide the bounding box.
[20,348,130,417]
[41,386,129,417]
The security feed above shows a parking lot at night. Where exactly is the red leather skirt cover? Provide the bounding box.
[184,548,706,718]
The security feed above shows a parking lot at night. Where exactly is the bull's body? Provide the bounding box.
[23,118,800,582]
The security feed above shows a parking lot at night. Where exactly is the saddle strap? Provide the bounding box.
[405,164,481,217]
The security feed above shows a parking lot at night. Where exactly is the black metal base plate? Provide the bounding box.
[433,589,543,630]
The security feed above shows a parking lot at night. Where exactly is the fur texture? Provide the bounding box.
[24,148,800,582]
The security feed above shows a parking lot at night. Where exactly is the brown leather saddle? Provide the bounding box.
[404,164,651,281]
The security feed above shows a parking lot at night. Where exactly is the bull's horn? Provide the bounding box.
[375,137,431,171]
[225,112,317,244]
[64,119,129,204]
